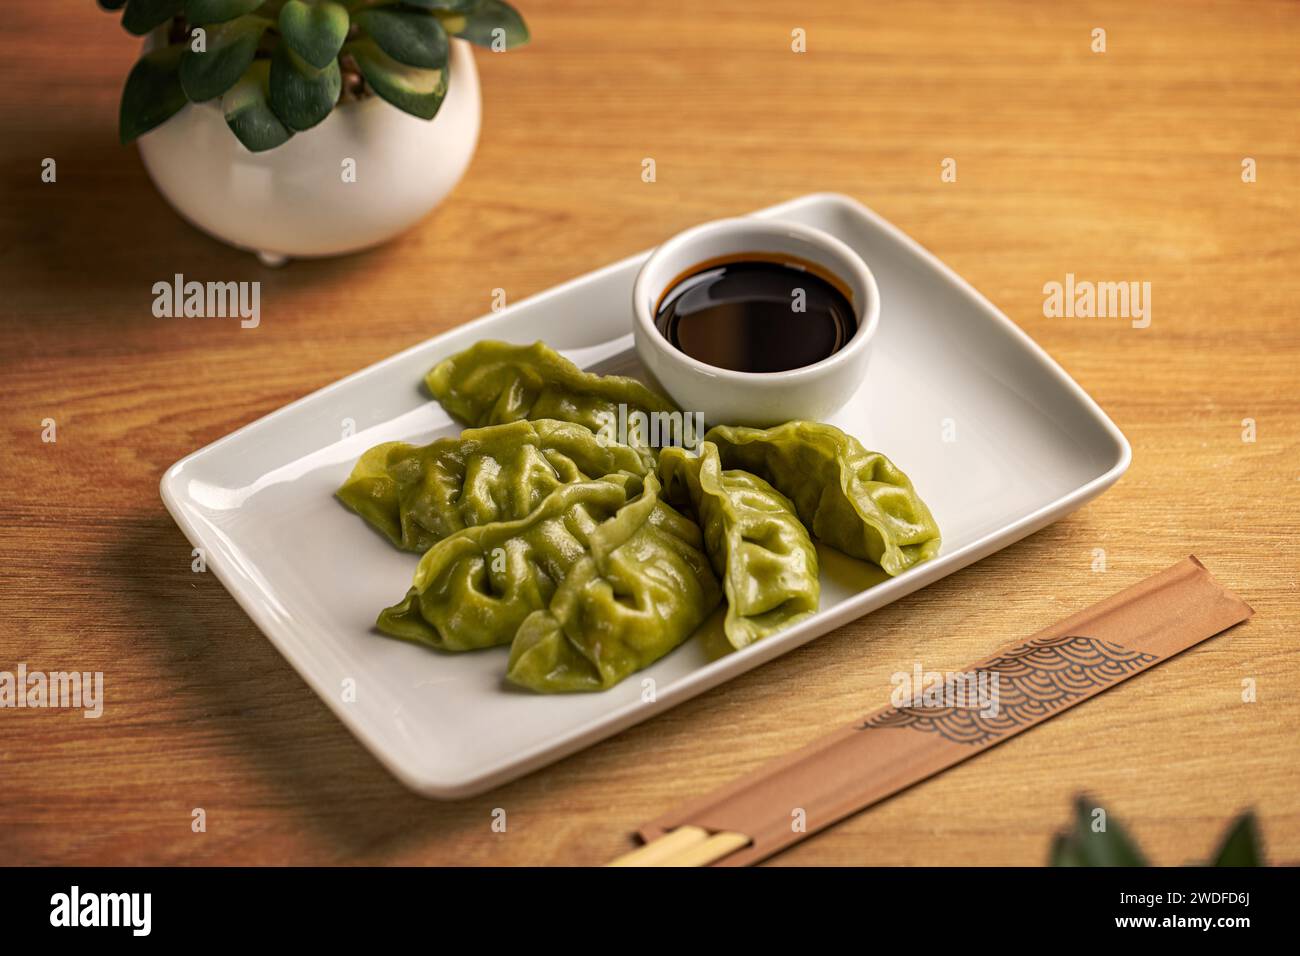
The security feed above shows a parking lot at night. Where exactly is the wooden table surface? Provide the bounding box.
[2,0,1297,866]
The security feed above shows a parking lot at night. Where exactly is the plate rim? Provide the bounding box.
[160,191,1131,798]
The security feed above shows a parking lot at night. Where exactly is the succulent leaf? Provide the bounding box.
[1209,812,1262,867]
[402,0,479,12]
[349,36,448,120]
[183,0,264,26]
[1047,832,1086,867]
[98,0,130,11]
[269,42,343,131]
[1068,797,1148,866]
[119,44,189,143]
[451,0,528,50]
[122,0,185,36]
[279,1,351,71]
[179,15,271,102]
[223,59,293,152]
[355,6,448,70]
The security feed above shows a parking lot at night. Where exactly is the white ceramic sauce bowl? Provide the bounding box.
[632,217,880,427]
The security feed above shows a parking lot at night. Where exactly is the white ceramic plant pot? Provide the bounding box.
[136,38,480,264]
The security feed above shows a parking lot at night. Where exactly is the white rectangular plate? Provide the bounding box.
[161,193,1130,798]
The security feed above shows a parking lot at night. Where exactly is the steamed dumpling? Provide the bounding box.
[336,418,648,552]
[659,443,818,649]
[506,474,721,692]
[705,421,941,575]
[376,475,642,651]
[426,340,678,440]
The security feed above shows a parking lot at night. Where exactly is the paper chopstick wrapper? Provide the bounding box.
[637,556,1253,866]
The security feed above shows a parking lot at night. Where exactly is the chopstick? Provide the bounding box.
[607,826,752,867]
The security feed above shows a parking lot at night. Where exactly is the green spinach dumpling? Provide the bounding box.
[506,474,721,692]
[425,340,678,439]
[705,422,941,576]
[659,443,818,649]
[377,475,641,651]
[336,419,647,552]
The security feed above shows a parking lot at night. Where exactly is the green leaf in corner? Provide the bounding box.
[355,6,449,70]
[1209,812,1262,867]
[269,42,342,131]
[279,1,350,71]
[1069,797,1149,867]
[183,0,264,26]
[349,37,448,120]
[179,15,271,102]
[449,0,528,51]
[122,0,185,36]
[223,60,293,152]
[119,44,188,143]
[1048,832,1086,867]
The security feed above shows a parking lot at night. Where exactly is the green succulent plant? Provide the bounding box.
[98,0,528,152]
[1050,796,1265,867]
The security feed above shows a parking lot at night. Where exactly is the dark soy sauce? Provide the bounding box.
[654,257,857,373]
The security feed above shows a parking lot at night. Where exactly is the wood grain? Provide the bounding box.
[1,0,1297,866]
